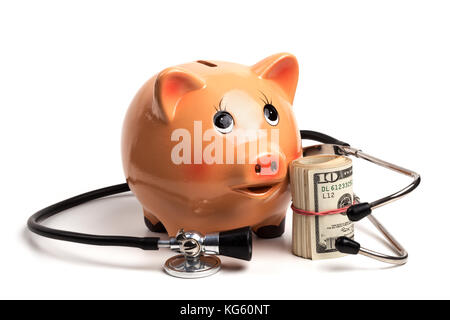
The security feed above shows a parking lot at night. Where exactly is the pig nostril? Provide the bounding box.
[271,161,278,173]
[255,164,261,174]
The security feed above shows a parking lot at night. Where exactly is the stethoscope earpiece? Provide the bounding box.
[335,237,360,255]
[346,202,372,222]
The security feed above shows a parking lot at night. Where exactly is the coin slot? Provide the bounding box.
[197,60,217,67]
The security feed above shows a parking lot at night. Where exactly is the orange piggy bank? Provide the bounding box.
[122,53,302,237]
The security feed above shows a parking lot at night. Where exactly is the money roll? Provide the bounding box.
[290,155,354,260]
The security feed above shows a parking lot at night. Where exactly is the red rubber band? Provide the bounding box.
[291,203,351,216]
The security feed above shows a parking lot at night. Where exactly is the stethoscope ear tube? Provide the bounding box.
[300,130,420,265]
[335,213,409,265]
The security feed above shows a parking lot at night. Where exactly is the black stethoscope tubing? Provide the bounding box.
[27,130,420,264]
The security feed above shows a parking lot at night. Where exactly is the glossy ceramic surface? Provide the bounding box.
[122,53,302,236]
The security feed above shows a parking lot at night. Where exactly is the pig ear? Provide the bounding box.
[251,53,299,104]
[153,68,205,122]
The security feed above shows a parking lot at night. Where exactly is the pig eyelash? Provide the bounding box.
[259,90,273,106]
[214,97,227,112]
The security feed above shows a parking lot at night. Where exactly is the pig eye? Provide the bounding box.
[213,111,234,134]
[264,104,279,126]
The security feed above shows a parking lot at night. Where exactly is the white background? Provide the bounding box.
[1,0,449,299]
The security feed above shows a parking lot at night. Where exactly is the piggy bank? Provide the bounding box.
[122,53,302,238]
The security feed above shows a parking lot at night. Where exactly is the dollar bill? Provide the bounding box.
[290,155,354,260]
[310,165,354,259]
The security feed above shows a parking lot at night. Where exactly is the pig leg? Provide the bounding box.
[252,215,286,238]
[143,210,167,233]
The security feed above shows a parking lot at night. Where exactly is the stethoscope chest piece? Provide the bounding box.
[158,227,251,278]
[164,254,221,279]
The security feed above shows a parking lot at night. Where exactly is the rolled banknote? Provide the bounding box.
[290,155,354,260]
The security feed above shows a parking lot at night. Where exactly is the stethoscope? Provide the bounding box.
[27,130,420,278]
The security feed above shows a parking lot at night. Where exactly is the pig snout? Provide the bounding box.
[254,153,284,176]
